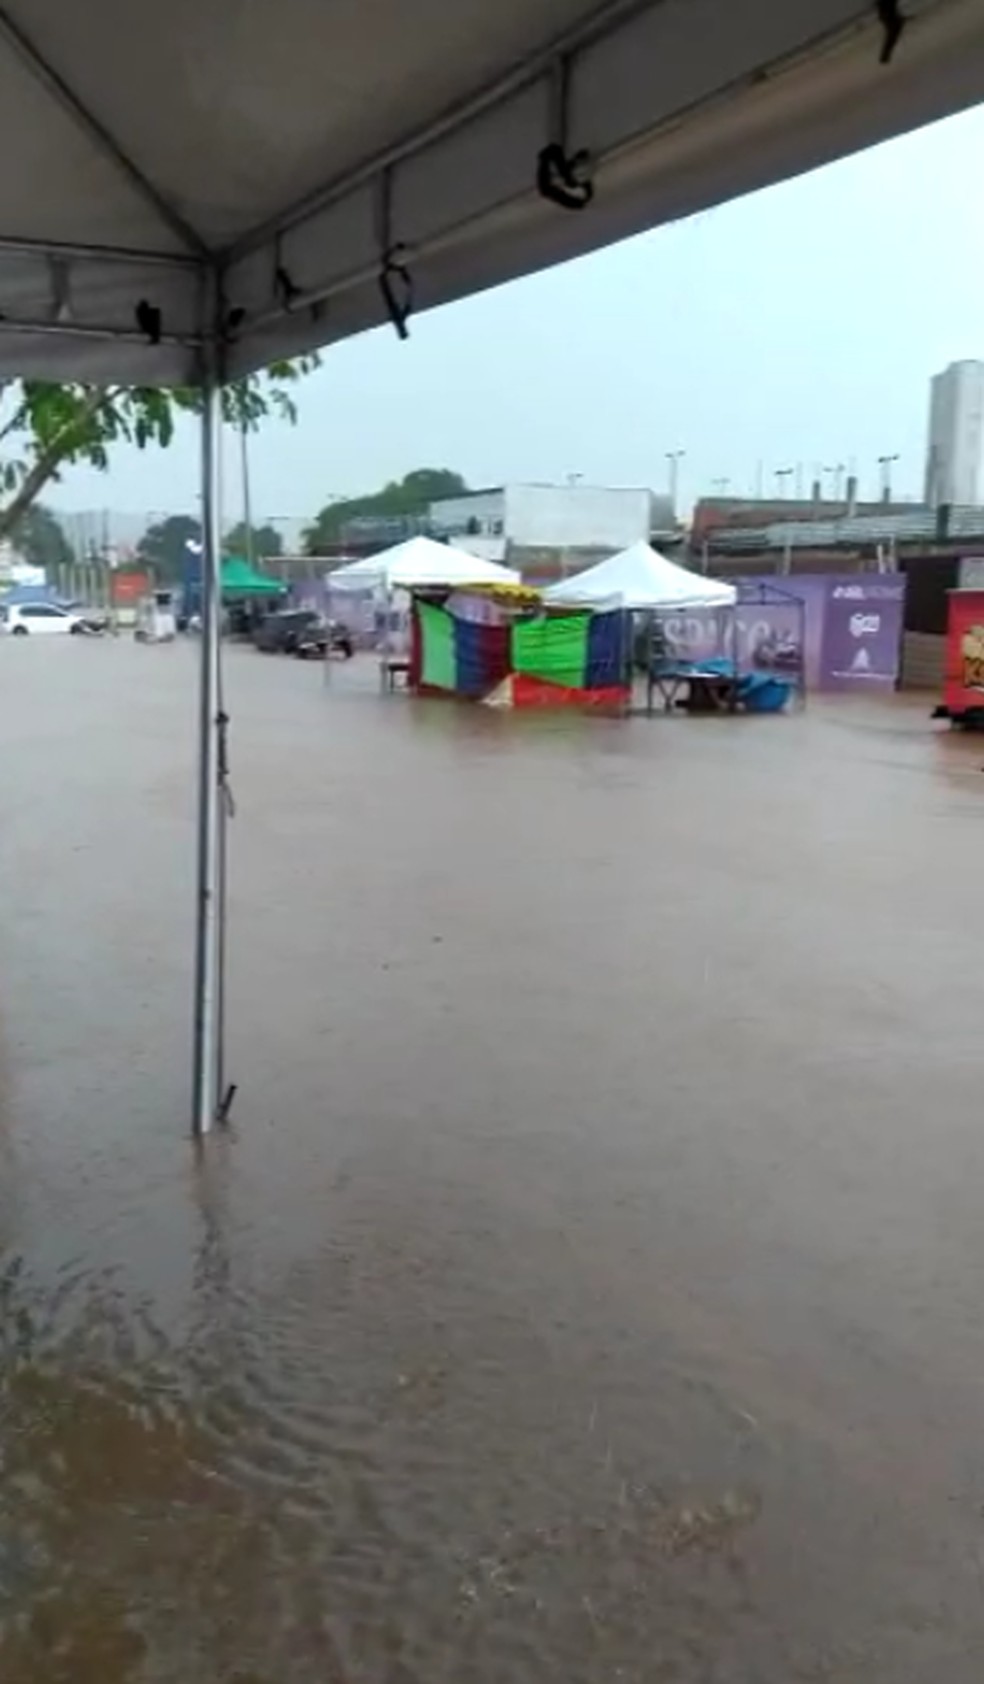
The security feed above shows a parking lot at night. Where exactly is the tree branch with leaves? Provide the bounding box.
[0,356,319,547]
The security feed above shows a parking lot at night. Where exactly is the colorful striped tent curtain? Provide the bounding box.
[413,600,630,708]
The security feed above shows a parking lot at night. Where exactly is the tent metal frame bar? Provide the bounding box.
[0,233,200,268]
[190,268,228,1138]
[0,315,201,348]
[0,2,207,257]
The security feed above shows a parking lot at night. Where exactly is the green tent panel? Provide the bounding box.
[512,614,589,688]
[417,601,457,690]
[220,556,282,597]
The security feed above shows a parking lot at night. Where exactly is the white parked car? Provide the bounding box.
[0,601,86,636]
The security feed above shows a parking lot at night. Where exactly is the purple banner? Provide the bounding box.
[734,576,826,687]
[659,595,808,684]
[818,578,906,690]
[659,575,906,692]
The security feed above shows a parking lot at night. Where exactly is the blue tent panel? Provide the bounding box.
[585,609,628,689]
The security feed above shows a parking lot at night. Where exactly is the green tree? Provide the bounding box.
[304,468,468,553]
[137,514,202,581]
[398,468,469,503]
[8,503,74,574]
[224,521,284,560]
[0,358,318,543]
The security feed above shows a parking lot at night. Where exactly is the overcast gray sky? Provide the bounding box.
[48,102,984,525]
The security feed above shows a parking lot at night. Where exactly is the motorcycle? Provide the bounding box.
[295,620,354,661]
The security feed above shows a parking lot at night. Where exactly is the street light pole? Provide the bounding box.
[239,423,255,569]
[877,452,900,504]
[775,467,794,498]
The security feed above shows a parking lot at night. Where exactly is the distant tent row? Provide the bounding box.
[317,534,743,710]
[327,536,734,609]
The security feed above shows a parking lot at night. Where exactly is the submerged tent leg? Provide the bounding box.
[191,375,224,1137]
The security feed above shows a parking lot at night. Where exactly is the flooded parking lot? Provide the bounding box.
[1,636,984,1681]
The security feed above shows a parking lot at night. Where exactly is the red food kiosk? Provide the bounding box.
[939,589,984,726]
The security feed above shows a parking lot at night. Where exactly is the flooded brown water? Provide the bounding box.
[1,638,984,1681]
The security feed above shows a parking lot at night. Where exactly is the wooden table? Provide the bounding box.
[647,666,738,715]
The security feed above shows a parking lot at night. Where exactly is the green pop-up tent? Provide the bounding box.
[220,557,282,598]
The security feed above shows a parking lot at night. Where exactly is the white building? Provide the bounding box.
[428,487,507,560]
[924,360,984,506]
[429,481,666,574]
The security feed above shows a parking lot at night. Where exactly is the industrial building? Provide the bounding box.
[428,482,675,581]
[924,360,984,507]
[690,491,984,698]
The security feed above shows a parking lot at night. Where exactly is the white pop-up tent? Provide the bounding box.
[543,541,736,610]
[327,537,520,591]
[1,0,980,1134]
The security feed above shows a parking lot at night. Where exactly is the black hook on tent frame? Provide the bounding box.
[379,244,414,340]
[876,0,906,64]
[47,256,72,323]
[224,304,246,341]
[537,58,594,211]
[376,170,413,339]
[135,298,163,344]
[274,238,302,312]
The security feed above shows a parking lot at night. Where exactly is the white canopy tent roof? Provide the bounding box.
[327,537,520,591]
[0,0,979,384]
[7,0,978,1134]
[543,541,736,610]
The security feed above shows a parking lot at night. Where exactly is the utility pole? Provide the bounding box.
[665,449,685,515]
[877,452,900,504]
[239,424,255,568]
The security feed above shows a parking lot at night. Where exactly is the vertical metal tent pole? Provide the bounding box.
[214,419,233,1121]
[191,359,224,1137]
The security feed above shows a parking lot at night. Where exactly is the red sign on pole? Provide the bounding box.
[110,570,149,605]
[944,589,984,719]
